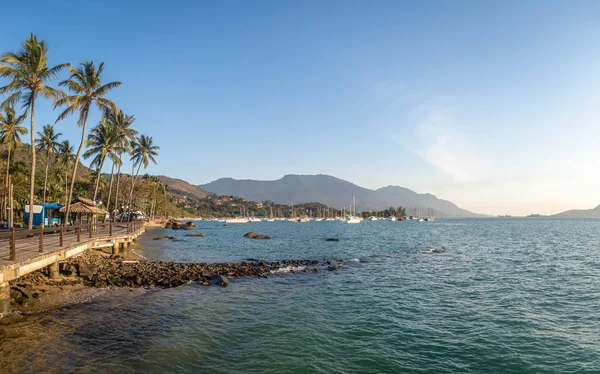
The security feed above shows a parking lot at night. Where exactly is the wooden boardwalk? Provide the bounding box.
[0,221,144,265]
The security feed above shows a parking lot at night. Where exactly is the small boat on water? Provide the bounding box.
[265,218,275,222]
[225,217,249,224]
[248,217,262,222]
[346,196,361,224]
[389,216,397,221]
[369,216,378,221]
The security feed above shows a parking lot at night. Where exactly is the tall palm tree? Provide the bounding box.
[128,135,159,212]
[55,61,120,222]
[109,110,136,213]
[0,106,27,221]
[83,119,115,201]
[104,151,121,220]
[0,34,69,229]
[57,140,75,205]
[35,124,62,202]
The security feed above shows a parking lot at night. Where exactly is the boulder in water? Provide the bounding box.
[185,233,205,237]
[328,263,342,271]
[154,236,175,241]
[326,238,340,242]
[209,274,229,287]
[244,232,271,239]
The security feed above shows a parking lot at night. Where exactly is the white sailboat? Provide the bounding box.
[347,196,361,224]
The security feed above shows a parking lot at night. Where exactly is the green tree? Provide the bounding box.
[0,106,27,222]
[109,110,137,212]
[35,124,62,202]
[0,106,27,190]
[0,34,69,229]
[57,140,75,205]
[128,135,159,211]
[83,119,116,201]
[55,61,120,222]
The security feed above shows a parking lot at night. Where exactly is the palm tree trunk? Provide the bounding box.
[105,162,115,221]
[4,148,11,223]
[28,99,36,230]
[65,112,88,223]
[92,155,106,201]
[114,157,122,219]
[128,162,142,215]
[43,151,50,203]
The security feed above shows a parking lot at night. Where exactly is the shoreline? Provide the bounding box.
[3,245,339,318]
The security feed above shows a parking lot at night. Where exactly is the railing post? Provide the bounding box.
[109,222,112,236]
[39,226,44,253]
[9,227,15,261]
[89,222,93,238]
[59,225,64,247]
[77,224,81,242]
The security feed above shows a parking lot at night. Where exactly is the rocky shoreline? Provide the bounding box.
[6,251,341,313]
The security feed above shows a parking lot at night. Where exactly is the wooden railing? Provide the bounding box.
[0,220,144,262]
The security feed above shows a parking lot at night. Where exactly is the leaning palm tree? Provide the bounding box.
[83,119,116,201]
[0,34,69,229]
[35,124,62,202]
[57,140,75,205]
[0,106,27,221]
[55,61,120,222]
[128,135,159,212]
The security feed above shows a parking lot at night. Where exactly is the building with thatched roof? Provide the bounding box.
[59,197,108,224]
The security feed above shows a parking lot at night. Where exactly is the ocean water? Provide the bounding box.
[2,218,600,373]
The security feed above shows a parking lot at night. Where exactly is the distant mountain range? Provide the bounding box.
[552,204,600,218]
[198,174,484,217]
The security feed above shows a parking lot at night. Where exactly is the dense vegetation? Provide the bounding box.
[0,34,182,227]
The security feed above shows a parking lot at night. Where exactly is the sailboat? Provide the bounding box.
[347,196,361,224]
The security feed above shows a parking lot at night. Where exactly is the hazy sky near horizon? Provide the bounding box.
[1,0,599,216]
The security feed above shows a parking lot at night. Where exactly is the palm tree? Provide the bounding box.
[83,119,115,201]
[104,151,121,220]
[35,124,62,202]
[128,135,159,212]
[57,140,75,205]
[0,106,27,221]
[0,34,69,229]
[109,110,137,213]
[55,61,120,222]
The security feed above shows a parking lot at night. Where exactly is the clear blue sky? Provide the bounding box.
[1,0,599,215]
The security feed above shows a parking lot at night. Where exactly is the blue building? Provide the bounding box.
[23,203,63,227]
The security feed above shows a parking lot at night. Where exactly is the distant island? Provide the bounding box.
[551,204,600,218]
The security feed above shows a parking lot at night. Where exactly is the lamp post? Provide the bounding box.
[93,200,102,223]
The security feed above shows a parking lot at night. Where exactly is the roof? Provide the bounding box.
[75,197,96,206]
[43,203,63,209]
[59,202,109,214]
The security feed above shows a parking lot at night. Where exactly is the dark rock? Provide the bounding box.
[185,233,205,237]
[244,232,271,239]
[328,263,342,271]
[209,274,229,287]
[185,221,196,227]
[11,286,34,299]
[154,236,175,241]
[77,263,98,280]
[326,238,340,242]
